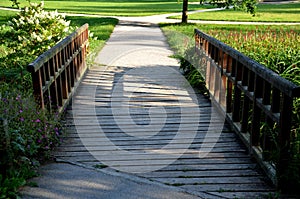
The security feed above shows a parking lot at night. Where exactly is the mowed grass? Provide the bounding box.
[66,16,118,55]
[169,2,300,22]
[0,0,211,16]
[0,10,17,25]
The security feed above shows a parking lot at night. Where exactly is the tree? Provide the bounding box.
[181,0,257,23]
[182,0,189,23]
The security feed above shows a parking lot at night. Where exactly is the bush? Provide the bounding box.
[0,1,72,91]
[0,84,61,198]
[0,2,72,197]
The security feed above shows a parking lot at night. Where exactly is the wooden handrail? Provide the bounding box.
[194,28,300,191]
[27,24,89,114]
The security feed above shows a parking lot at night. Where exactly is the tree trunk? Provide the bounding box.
[182,0,188,23]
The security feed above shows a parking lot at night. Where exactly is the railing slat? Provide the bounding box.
[27,24,89,114]
[194,28,300,192]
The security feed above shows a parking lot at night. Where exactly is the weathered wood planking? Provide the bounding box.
[56,65,275,198]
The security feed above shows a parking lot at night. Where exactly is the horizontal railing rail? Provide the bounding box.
[27,24,89,114]
[194,28,300,191]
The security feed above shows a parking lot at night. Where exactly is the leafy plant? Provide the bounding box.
[0,84,62,198]
[179,46,209,96]
[0,1,73,91]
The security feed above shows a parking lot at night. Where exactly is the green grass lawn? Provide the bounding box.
[0,0,211,16]
[66,16,118,58]
[0,10,17,25]
[169,2,300,22]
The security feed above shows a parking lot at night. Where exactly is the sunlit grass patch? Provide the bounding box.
[169,2,300,22]
[0,0,211,16]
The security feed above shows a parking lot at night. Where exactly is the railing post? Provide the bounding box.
[232,60,242,122]
[277,94,293,192]
[31,70,45,109]
[251,75,263,147]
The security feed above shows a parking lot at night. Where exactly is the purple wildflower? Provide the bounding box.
[16,95,21,101]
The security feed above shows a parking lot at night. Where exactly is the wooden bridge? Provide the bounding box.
[27,22,300,198]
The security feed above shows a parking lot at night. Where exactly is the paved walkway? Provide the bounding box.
[21,162,198,199]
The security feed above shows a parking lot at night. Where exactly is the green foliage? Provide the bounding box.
[161,23,300,85]
[209,0,257,15]
[0,2,77,198]
[0,84,62,198]
[208,27,300,77]
[0,1,72,91]
[179,47,209,96]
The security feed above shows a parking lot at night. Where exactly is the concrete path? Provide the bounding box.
[21,162,199,199]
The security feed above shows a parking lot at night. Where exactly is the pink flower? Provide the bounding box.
[35,119,41,123]
[20,117,24,122]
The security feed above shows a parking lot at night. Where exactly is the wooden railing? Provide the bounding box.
[194,28,300,191]
[27,24,89,114]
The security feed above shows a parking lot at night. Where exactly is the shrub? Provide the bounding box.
[0,2,73,197]
[0,1,72,91]
[0,84,61,198]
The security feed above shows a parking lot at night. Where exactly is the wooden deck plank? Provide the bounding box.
[57,64,275,198]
